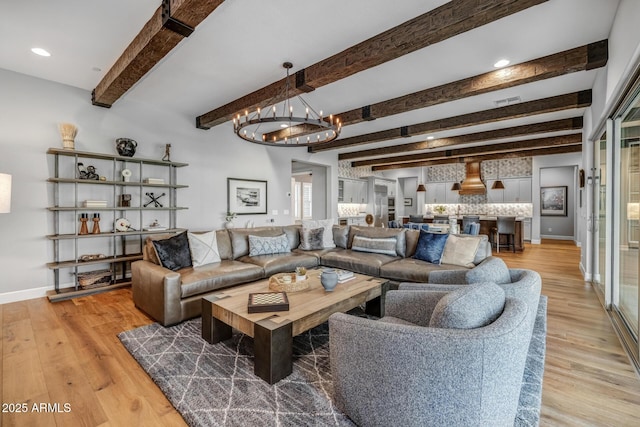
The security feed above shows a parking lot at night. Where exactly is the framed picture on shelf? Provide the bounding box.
[227,178,267,215]
[540,186,567,216]
[404,197,413,206]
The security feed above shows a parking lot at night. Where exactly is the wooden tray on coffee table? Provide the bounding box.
[269,272,309,292]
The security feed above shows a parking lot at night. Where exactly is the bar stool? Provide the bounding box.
[409,215,424,223]
[492,216,516,253]
[433,215,449,224]
[462,215,480,234]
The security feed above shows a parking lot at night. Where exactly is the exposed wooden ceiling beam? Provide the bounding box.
[195,0,548,129]
[266,40,606,142]
[372,144,582,171]
[339,117,583,160]
[312,90,591,152]
[352,133,582,167]
[92,0,225,108]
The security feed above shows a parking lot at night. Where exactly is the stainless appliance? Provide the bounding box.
[388,197,396,221]
[373,185,388,227]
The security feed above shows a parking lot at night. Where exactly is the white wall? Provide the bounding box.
[0,68,338,301]
[539,166,577,238]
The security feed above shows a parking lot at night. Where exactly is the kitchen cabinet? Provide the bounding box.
[487,178,532,203]
[523,218,532,241]
[339,178,367,203]
[503,178,532,202]
[445,182,459,203]
[425,182,446,204]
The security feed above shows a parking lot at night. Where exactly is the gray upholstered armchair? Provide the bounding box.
[397,256,547,426]
[329,283,534,427]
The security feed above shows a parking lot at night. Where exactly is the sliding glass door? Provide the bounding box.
[612,88,640,363]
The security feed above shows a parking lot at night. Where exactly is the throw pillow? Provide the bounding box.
[413,230,448,264]
[351,235,398,256]
[298,227,325,250]
[248,234,291,256]
[465,256,512,285]
[151,231,192,271]
[302,218,336,248]
[188,231,221,267]
[429,282,506,329]
[440,234,481,268]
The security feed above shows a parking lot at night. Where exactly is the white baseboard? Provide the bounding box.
[531,239,541,244]
[0,286,51,305]
[539,235,575,240]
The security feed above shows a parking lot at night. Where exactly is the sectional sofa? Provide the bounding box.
[132,224,492,326]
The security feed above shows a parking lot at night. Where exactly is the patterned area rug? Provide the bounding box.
[118,316,356,426]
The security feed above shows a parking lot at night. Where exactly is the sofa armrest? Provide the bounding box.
[427,269,468,284]
[132,260,183,326]
[385,290,448,326]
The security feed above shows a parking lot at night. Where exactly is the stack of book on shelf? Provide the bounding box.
[335,269,355,283]
[143,178,165,185]
[83,200,107,208]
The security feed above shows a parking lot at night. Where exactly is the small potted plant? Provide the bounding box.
[224,212,237,229]
[434,205,446,214]
[295,266,307,282]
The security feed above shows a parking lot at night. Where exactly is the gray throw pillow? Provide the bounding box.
[152,231,192,271]
[248,234,291,256]
[429,282,506,329]
[298,227,325,250]
[351,235,397,256]
[465,256,512,285]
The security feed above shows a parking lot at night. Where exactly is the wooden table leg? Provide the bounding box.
[365,281,389,317]
[201,299,232,344]
[253,318,293,384]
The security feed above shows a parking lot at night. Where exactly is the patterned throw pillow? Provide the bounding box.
[351,235,398,256]
[188,231,221,267]
[413,230,448,264]
[298,227,325,251]
[151,231,192,271]
[248,234,291,256]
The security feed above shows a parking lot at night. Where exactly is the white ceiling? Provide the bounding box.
[0,0,621,159]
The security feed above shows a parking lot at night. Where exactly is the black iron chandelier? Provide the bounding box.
[233,62,341,146]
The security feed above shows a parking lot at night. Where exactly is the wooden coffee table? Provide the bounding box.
[201,269,388,384]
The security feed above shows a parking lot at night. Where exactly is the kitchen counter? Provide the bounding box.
[402,216,526,252]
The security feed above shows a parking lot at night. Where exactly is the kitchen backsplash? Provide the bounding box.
[340,158,532,182]
[425,203,534,217]
[427,158,532,182]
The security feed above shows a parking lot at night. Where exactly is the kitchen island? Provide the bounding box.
[402,216,526,252]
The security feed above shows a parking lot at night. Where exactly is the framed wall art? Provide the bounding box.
[404,197,413,206]
[227,178,267,215]
[540,186,567,216]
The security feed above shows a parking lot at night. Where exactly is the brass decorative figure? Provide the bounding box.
[162,143,171,162]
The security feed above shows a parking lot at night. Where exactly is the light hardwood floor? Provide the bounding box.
[2,240,639,426]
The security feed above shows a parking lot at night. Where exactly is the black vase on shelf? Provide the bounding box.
[115,138,137,157]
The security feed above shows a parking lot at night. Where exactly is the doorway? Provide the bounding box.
[291,161,329,222]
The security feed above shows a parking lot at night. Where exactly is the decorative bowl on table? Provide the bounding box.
[269,272,309,292]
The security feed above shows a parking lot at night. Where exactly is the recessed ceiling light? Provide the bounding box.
[31,47,51,57]
[280,124,289,128]
[426,136,435,140]
[494,59,510,68]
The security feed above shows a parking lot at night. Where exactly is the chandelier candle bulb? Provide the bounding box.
[305,107,309,119]
[273,106,276,118]
[257,107,261,118]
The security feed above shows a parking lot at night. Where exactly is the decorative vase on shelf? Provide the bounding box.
[320,268,338,292]
[115,138,137,157]
[224,220,234,229]
[58,123,77,150]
